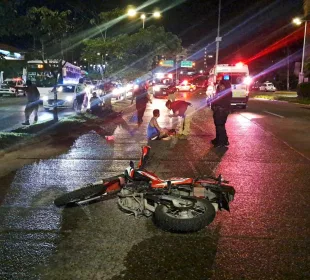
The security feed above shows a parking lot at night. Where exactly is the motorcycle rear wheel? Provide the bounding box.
[154,198,215,232]
[54,183,107,207]
[54,176,122,207]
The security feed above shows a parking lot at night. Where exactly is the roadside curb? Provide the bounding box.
[251,97,310,106]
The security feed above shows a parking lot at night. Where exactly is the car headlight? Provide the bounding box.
[66,96,73,102]
[126,84,133,90]
[154,85,160,91]
[42,96,48,101]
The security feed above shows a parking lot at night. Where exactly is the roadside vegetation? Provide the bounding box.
[0,113,98,150]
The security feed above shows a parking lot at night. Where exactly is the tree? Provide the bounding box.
[27,6,72,59]
[81,25,182,79]
[90,8,125,40]
[0,1,28,37]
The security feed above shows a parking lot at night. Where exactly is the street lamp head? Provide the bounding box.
[293,17,302,25]
[97,52,101,56]
[153,11,161,18]
[128,8,137,17]
[84,58,87,61]
[140,14,146,20]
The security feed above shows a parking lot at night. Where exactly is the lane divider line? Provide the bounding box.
[263,111,285,118]
[238,112,310,162]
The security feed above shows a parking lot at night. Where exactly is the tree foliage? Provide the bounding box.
[27,6,72,45]
[82,25,182,79]
[0,1,28,37]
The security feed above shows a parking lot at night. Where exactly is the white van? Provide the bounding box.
[207,63,251,109]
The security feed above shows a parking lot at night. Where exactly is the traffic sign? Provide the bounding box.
[181,61,193,68]
[161,60,174,67]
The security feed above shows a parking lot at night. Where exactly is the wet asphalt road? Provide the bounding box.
[0,96,75,131]
[0,92,310,280]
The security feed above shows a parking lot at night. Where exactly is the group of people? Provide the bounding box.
[130,80,195,141]
[18,76,232,148]
[131,77,232,147]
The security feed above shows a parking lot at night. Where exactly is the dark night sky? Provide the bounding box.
[2,0,305,71]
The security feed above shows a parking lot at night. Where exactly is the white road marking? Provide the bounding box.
[263,111,285,118]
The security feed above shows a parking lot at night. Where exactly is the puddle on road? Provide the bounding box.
[0,171,16,204]
[0,118,135,280]
[112,229,220,280]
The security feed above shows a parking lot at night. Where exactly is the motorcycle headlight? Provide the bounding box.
[66,96,73,102]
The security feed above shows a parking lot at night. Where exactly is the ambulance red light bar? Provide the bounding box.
[235,62,244,68]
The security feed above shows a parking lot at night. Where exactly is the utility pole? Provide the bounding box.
[287,45,290,91]
[215,0,222,67]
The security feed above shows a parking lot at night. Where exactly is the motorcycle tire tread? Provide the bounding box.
[54,176,122,207]
[154,198,216,233]
[54,183,107,207]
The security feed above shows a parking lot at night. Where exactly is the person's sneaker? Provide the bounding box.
[214,143,225,148]
[178,134,188,140]
[151,135,159,140]
[22,121,30,125]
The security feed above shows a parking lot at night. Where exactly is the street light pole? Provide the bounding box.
[141,14,146,29]
[127,9,161,29]
[215,0,222,67]
[293,17,308,84]
[301,20,307,82]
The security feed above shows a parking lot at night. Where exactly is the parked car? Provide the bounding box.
[0,78,25,97]
[176,80,196,92]
[259,82,276,92]
[42,84,89,111]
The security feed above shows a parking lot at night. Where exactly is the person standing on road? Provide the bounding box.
[166,84,176,102]
[210,79,232,147]
[165,100,192,140]
[16,80,40,125]
[131,81,152,126]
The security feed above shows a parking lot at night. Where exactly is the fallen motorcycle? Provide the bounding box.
[54,146,235,232]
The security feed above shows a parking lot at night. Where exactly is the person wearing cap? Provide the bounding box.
[210,78,232,147]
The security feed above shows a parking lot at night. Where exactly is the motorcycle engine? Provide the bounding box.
[117,183,150,217]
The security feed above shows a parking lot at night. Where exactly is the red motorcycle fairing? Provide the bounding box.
[151,178,194,188]
[138,146,151,169]
[104,178,123,194]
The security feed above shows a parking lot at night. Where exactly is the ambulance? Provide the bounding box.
[206,62,252,109]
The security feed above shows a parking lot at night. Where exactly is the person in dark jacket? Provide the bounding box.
[131,81,152,125]
[211,79,232,147]
[16,80,41,125]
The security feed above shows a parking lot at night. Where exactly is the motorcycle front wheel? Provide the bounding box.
[154,198,215,233]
